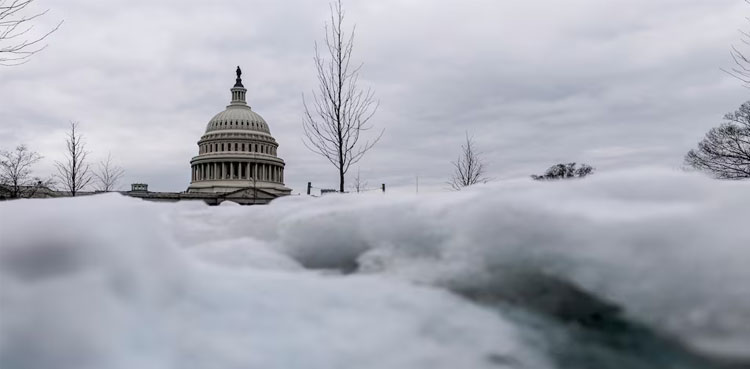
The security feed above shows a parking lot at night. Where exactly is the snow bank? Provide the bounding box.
[1,168,748,368]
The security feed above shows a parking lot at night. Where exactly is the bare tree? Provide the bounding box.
[0,0,62,66]
[93,152,124,191]
[303,0,382,193]
[55,121,92,196]
[0,144,52,198]
[685,101,750,179]
[723,0,750,87]
[350,167,367,193]
[449,132,489,190]
[531,163,595,181]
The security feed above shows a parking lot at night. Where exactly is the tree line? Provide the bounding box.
[0,122,125,199]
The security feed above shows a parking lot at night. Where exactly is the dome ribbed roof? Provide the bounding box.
[205,105,270,133]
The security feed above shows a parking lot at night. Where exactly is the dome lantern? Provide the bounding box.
[230,65,248,106]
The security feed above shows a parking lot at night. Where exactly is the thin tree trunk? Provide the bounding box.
[302,0,382,194]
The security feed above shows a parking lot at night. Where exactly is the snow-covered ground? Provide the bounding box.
[1,168,748,369]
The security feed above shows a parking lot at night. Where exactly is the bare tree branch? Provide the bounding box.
[55,121,92,196]
[685,101,750,179]
[302,0,382,192]
[721,0,750,87]
[93,152,125,191]
[0,0,62,66]
[449,132,490,190]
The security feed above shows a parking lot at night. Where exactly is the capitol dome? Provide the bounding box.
[205,106,270,133]
[187,67,291,201]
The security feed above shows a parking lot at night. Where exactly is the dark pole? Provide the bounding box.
[382,183,385,193]
[307,182,312,195]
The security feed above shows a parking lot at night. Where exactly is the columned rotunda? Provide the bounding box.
[187,67,291,201]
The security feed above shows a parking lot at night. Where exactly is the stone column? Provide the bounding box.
[229,162,234,179]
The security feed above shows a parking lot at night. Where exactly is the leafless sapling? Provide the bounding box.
[449,132,490,190]
[350,167,367,193]
[0,0,62,66]
[55,121,92,196]
[685,101,750,179]
[302,0,382,193]
[93,152,124,191]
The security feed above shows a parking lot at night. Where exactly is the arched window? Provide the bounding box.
[242,143,245,151]
[234,143,238,151]
[221,143,225,151]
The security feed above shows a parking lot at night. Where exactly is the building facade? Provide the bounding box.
[186,67,291,201]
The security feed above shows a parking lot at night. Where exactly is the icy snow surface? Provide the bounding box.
[1,168,749,369]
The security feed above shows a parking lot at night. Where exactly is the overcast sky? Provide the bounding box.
[1,0,747,194]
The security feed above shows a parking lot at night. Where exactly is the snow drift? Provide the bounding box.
[0,168,748,369]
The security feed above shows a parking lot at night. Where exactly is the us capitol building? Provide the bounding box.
[127,67,292,205]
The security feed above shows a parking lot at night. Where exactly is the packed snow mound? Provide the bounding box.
[1,167,748,369]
